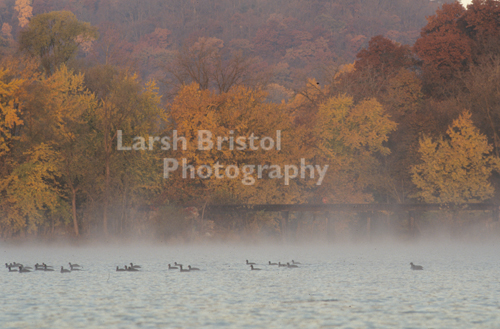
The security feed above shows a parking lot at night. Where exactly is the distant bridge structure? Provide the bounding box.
[201,203,500,237]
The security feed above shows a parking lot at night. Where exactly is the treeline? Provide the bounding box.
[1,0,448,90]
[1,1,500,239]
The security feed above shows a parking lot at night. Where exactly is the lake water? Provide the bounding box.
[1,241,500,328]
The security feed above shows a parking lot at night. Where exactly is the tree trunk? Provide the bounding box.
[103,110,110,236]
[71,188,79,236]
[103,151,110,236]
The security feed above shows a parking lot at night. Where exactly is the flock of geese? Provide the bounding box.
[6,260,425,273]
[115,262,200,272]
[246,259,301,270]
[5,262,82,273]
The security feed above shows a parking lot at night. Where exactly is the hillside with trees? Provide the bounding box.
[1,0,500,241]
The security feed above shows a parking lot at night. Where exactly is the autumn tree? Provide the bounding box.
[458,56,500,157]
[313,94,397,202]
[331,36,414,104]
[411,111,500,203]
[0,69,23,158]
[167,83,304,205]
[165,37,266,95]
[462,0,500,58]
[84,65,165,236]
[355,35,413,78]
[19,11,98,75]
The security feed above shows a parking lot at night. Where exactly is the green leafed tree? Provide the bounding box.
[411,111,500,203]
[19,11,98,75]
[84,65,165,236]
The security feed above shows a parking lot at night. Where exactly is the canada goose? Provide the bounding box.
[287,263,298,268]
[35,263,44,270]
[8,266,18,272]
[116,266,126,272]
[250,265,261,270]
[61,267,71,273]
[268,261,278,265]
[246,260,255,265]
[278,262,287,267]
[44,265,54,271]
[130,263,141,269]
[19,266,31,273]
[179,265,190,272]
[410,262,423,270]
[69,263,81,269]
[188,265,200,271]
[291,260,301,265]
[174,262,183,267]
[168,264,178,270]
[126,266,139,272]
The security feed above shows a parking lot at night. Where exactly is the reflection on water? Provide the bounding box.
[1,242,500,328]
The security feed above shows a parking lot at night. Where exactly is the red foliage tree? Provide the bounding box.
[413,2,472,85]
[355,35,413,77]
[462,0,500,57]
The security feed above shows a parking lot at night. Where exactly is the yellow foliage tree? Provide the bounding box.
[167,83,306,205]
[0,144,64,235]
[14,0,33,28]
[0,68,23,158]
[411,111,500,203]
[314,95,397,202]
[1,65,95,236]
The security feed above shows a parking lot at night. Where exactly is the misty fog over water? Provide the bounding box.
[2,241,500,328]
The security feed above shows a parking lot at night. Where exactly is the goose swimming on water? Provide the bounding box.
[246,260,255,265]
[116,266,126,272]
[168,264,178,270]
[19,266,31,273]
[61,267,71,273]
[291,260,301,265]
[69,263,81,270]
[410,262,423,270]
[126,266,139,272]
[268,261,278,265]
[188,265,200,271]
[179,265,190,272]
[250,265,261,270]
[287,262,298,268]
[130,263,141,269]
[8,266,18,272]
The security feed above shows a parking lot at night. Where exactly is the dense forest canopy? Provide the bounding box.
[1,0,500,240]
[2,0,451,88]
